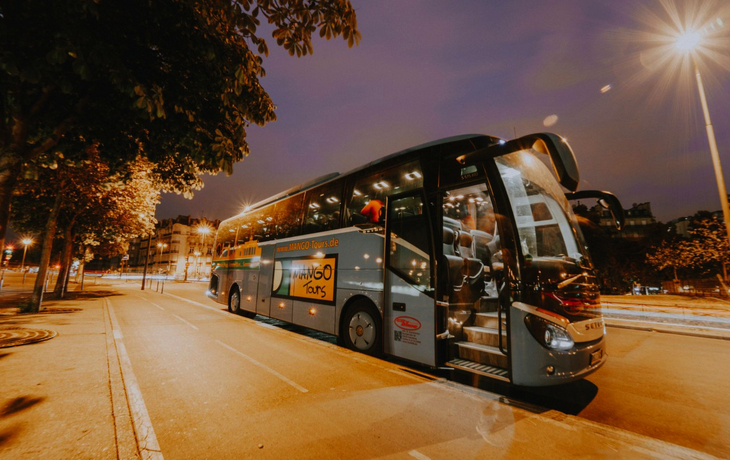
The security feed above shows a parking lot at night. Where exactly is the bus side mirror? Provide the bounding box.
[500,133,580,192]
[565,190,625,231]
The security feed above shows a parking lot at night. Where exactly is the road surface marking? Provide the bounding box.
[149,301,165,311]
[409,450,431,460]
[215,339,308,393]
[171,313,199,331]
[105,298,164,460]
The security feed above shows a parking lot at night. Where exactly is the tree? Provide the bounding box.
[0,0,360,250]
[12,151,158,308]
[684,215,730,279]
[646,239,690,283]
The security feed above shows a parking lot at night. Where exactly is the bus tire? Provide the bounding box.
[342,300,382,356]
[228,286,241,314]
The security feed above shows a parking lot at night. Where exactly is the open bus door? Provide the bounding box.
[383,190,438,367]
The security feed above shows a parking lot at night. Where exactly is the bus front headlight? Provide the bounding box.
[525,314,574,350]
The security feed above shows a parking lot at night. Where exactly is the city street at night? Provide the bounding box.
[4,1,730,458]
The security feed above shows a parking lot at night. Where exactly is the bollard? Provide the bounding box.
[156,280,159,292]
[161,279,165,294]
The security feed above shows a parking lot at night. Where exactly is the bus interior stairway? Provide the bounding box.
[446,295,509,381]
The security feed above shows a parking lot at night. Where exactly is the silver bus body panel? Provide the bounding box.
[509,303,606,386]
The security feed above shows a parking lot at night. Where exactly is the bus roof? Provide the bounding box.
[233,133,497,218]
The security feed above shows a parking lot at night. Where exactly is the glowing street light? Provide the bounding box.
[157,242,168,274]
[196,223,213,277]
[20,237,33,272]
[673,24,730,253]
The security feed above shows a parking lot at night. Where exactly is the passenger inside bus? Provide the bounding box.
[360,197,384,224]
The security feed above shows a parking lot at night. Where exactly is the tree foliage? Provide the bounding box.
[12,149,159,305]
[0,0,360,249]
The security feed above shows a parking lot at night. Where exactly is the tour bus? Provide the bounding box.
[206,133,624,386]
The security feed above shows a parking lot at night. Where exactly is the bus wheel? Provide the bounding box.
[228,287,241,314]
[343,301,381,356]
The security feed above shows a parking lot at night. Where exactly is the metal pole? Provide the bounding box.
[21,245,28,272]
[695,63,730,272]
[141,232,153,290]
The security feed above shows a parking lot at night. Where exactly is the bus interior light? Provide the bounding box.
[405,171,422,180]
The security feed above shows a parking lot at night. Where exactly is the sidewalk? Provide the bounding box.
[0,274,140,459]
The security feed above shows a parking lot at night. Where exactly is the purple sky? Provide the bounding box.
[158,0,730,223]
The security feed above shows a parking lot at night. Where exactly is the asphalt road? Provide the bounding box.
[106,281,729,459]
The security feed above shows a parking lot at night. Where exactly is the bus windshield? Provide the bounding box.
[496,150,591,267]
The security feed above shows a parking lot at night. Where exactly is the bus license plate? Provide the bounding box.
[590,349,603,366]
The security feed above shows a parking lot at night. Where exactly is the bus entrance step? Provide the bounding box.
[455,342,508,368]
[463,326,506,348]
[473,311,505,329]
[479,296,499,312]
[446,358,509,382]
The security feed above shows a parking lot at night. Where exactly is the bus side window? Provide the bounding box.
[273,194,304,239]
[215,221,237,256]
[302,180,343,235]
[346,161,423,226]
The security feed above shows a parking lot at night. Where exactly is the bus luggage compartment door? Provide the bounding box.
[383,192,437,367]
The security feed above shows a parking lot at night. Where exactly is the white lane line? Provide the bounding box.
[105,298,164,460]
[215,340,308,393]
[163,293,232,317]
[172,314,199,331]
[149,301,165,311]
[409,450,431,460]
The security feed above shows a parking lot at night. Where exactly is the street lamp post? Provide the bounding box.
[157,242,168,277]
[676,31,730,278]
[196,223,212,279]
[20,238,33,273]
[193,250,201,279]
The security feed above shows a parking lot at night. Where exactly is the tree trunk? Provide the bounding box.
[53,221,75,298]
[0,154,22,252]
[29,193,63,311]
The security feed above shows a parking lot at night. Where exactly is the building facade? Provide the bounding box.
[126,215,219,280]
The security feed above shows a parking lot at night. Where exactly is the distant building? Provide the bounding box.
[576,202,657,240]
[615,202,657,239]
[125,215,220,280]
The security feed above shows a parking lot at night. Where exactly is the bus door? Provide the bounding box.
[441,180,511,382]
[383,190,437,367]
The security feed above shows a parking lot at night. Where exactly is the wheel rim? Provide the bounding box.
[231,292,240,312]
[348,311,376,351]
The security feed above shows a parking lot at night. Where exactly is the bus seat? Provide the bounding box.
[464,257,484,284]
[457,231,474,258]
[443,227,456,256]
[443,216,462,232]
[443,254,466,293]
[471,230,493,266]
[487,235,501,261]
